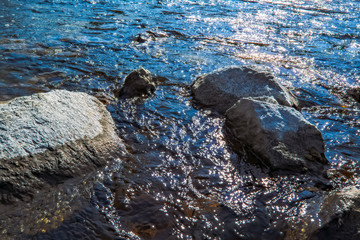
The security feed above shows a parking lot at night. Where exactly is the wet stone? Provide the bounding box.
[292,186,360,240]
[191,66,298,114]
[133,30,185,44]
[347,87,360,103]
[225,98,329,177]
[114,68,156,98]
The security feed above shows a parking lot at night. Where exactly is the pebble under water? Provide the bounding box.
[0,0,360,239]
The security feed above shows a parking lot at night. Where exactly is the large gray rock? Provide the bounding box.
[225,98,328,174]
[0,90,124,203]
[191,66,298,114]
[114,67,156,98]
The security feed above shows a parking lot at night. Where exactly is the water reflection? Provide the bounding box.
[0,0,359,239]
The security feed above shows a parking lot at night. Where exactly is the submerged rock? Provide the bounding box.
[114,68,156,98]
[0,90,123,203]
[133,30,186,44]
[191,66,298,114]
[133,30,169,43]
[225,98,328,175]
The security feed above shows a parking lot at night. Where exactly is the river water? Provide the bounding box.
[0,0,359,239]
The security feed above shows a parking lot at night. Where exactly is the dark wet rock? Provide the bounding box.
[133,34,148,44]
[133,30,185,44]
[0,90,124,203]
[191,66,298,114]
[311,186,360,240]
[291,186,360,240]
[225,97,328,176]
[133,31,169,43]
[114,68,156,98]
[30,206,120,240]
[347,87,360,103]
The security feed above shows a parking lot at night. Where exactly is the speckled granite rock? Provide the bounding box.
[0,90,124,203]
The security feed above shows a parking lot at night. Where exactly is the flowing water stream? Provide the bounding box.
[0,0,359,239]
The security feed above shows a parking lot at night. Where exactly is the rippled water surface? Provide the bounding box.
[0,0,360,239]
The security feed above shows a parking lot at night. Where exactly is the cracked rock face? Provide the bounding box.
[225,98,328,176]
[191,66,298,114]
[0,90,124,203]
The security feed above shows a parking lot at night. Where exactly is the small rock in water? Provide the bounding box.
[225,98,328,176]
[191,66,298,114]
[114,67,156,98]
[133,30,169,44]
[347,87,360,103]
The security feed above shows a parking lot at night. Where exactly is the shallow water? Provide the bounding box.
[0,0,359,239]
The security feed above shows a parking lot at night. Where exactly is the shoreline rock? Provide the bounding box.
[225,98,328,176]
[191,66,328,179]
[0,90,124,203]
[191,66,298,114]
[289,186,360,239]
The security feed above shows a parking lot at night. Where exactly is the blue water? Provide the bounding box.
[0,0,359,239]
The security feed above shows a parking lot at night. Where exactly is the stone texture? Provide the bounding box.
[0,90,124,203]
[311,186,360,239]
[114,67,156,98]
[225,98,328,174]
[191,66,298,114]
[289,186,360,240]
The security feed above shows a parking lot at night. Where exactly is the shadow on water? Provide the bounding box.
[0,0,360,239]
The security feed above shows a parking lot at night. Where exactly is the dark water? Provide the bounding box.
[0,0,359,239]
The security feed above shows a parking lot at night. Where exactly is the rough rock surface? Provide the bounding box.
[114,67,156,98]
[290,186,360,240]
[191,66,298,114]
[311,186,360,239]
[225,98,328,174]
[0,90,123,203]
